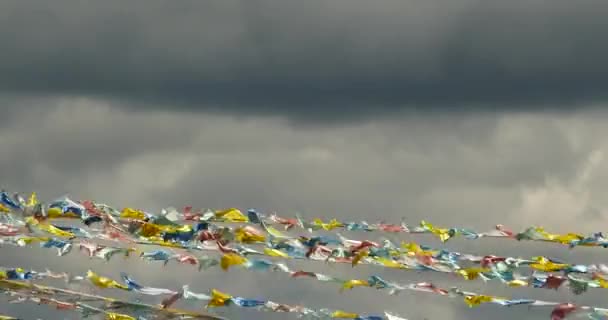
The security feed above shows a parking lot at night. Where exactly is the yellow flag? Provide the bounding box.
[352,250,368,267]
[342,279,369,291]
[265,224,288,238]
[529,257,569,272]
[402,242,421,254]
[215,208,248,222]
[597,277,608,288]
[312,218,325,229]
[25,216,38,225]
[401,242,436,256]
[457,268,489,280]
[264,248,290,258]
[235,227,265,243]
[401,242,416,253]
[387,248,401,257]
[0,204,10,213]
[554,233,583,244]
[220,253,248,271]
[86,270,129,290]
[27,192,38,207]
[421,221,452,242]
[508,279,528,287]
[37,224,75,238]
[530,227,551,239]
[174,224,193,233]
[46,207,63,218]
[531,227,584,244]
[464,295,494,307]
[312,218,343,231]
[208,289,232,307]
[331,310,359,318]
[374,257,404,269]
[138,222,192,238]
[106,312,136,320]
[139,223,164,237]
[120,208,146,220]
[0,270,7,280]
[15,236,48,245]
[44,207,80,219]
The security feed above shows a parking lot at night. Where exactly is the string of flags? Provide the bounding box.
[2,190,607,247]
[5,231,608,297]
[4,265,608,320]
[5,199,608,278]
[6,214,608,295]
[0,278,222,320]
[2,190,608,319]
[0,274,406,320]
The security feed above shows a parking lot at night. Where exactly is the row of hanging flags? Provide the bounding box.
[0,191,608,319]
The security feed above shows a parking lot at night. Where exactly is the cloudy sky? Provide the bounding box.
[2,1,608,319]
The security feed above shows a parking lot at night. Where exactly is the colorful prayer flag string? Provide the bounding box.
[6,265,608,320]
[2,190,608,248]
[5,190,608,320]
[0,274,405,320]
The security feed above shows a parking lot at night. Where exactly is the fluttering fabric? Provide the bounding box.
[6,265,608,320]
[0,278,221,319]
[6,222,608,295]
[4,190,608,247]
[1,271,402,320]
[3,190,608,319]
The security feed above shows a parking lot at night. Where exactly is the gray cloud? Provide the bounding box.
[0,0,607,122]
[4,100,608,319]
[0,98,593,221]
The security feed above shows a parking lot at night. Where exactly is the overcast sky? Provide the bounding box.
[2,1,608,319]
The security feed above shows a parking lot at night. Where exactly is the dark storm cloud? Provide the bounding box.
[0,0,607,122]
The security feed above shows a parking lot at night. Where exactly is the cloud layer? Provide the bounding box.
[3,99,608,319]
[1,0,608,122]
